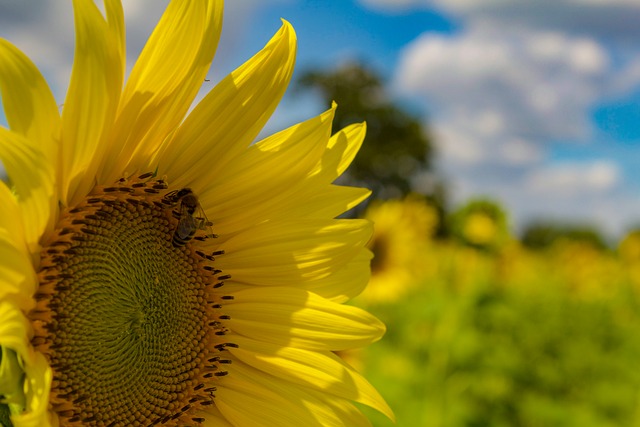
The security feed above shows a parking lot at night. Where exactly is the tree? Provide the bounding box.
[520,222,608,250]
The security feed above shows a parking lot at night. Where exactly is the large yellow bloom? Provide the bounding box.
[0,1,393,426]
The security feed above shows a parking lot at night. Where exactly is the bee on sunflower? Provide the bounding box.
[0,1,393,426]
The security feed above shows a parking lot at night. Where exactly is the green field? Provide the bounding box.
[355,199,640,427]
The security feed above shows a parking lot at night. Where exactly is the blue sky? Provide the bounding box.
[1,0,640,239]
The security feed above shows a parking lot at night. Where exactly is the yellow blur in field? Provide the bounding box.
[357,197,640,427]
[360,195,439,302]
[462,213,498,246]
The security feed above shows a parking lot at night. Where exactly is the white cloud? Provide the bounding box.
[395,24,617,171]
[359,0,640,48]
[525,161,621,195]
[358,0,640,14]
[385,0,640,238]
[432,120,545,169]
[0,2,74,102]
[432,124,486,165]
[501,137,544,166]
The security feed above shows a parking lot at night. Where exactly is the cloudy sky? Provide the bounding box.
[1,0,640,239]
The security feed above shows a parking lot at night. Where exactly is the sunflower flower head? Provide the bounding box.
[360,195,439,303]
[450,198,510,252]
[0,1,393,426]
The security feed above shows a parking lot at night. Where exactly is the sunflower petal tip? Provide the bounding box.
[278,18,297,42]
[279,18,293,29]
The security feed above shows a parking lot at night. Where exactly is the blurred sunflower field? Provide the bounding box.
[353,196,640,427]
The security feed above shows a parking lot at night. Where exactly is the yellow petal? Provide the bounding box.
[61,0,124,206]
[101,0,224,182]
[216,219,372,285]
[0,228,38,310]
[216,359,371,427]
[152,20,296,187]
[269,183,371,221]
[228,335,394,420]
[0,179,28,250]
[0,39,60,168]
[105,0,125,71]
[199,105,334,234]
[0,128,55,253]
[311,122,367,183]
[223,287,385,351]
[192,406,233,427]
[10,353,53,427]
[302,249,373,303]
[0,159,38,306]
[0,302,34,368]
[220,247,371,303]
[0,347,24,408]
[0,303,53,427]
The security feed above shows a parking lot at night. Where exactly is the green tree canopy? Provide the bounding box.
[521,222,608,250]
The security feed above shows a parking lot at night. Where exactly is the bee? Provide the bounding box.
[162,188,213,247]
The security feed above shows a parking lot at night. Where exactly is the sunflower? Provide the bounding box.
[0,1,393,426]
[449,198,510,252]
[359,196,439,303]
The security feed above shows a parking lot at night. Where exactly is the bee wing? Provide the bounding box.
[174,200,196,239]
[176,214,196,239]
[191,204,215,239]
[191,203,210,230]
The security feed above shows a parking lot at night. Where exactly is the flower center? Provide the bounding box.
[31,174,234,427]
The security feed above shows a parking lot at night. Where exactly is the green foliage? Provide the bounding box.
[0,403,12,427]
[355,231,640,427]
[0,347,14,427]
[448,198,510,251]
[361,275,640,427]
[521,222,608,250]
[296,63,434,201]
